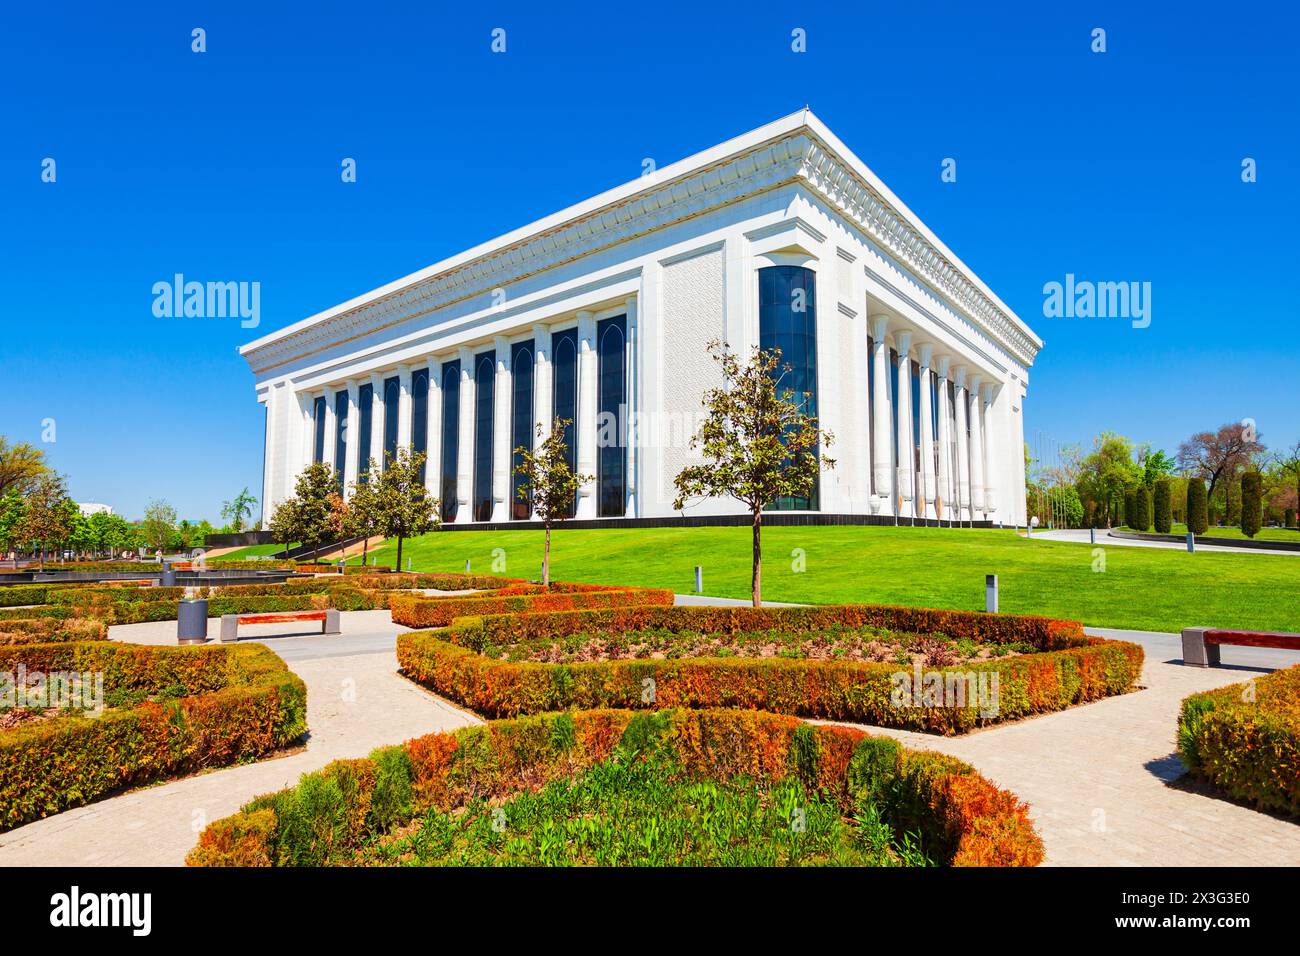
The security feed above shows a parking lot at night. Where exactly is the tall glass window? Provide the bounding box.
[333,390,349,491]
[472,351,495,522]
[597,315,626,517]
[312,395,327,464]
[759,265,818,511]
[382,376,400,469]
[440,362,460,522]
[411,367,429,485]
[357,382,374,481]
[510,341,535,520]
[911,358,922,494]
[551,328,579,518]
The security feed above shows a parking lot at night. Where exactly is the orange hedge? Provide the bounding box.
[0,642,306,831]
[1178,664,1300,817]
[188,707,1043,867]
[0,617,107,645]
[389,584,675,629]
[396,605,1143,734]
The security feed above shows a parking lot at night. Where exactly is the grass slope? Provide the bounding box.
[350,525,1299,633]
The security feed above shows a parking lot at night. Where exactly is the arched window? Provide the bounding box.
[597,316,626,517]
[411,368,429,484]
[333,390,349,491]
[473,352,496,522]
[356,382,374,483]
[382,375,400,469]
[510,341,535,519]
[439,362,460,521]
[759,265,819,510]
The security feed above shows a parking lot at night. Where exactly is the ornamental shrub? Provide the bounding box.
[1130,487,1152,531]
[1153,478,1173,534]
[1240,471,1263,538]
[1186,478,1209,535]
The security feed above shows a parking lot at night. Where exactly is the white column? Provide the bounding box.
[322,388,338,481]
[982,382,998,519]
[368,372,384,474]
[894,330,913,519]
[954,368,971,521]
[917,344,936,520]
[935,359,952,522]
[531,323,552,521]
[396,364,413,456]
[455,348,475,522]
[343,381,360,496]
[260,388,278,526]
[968,373,986,519]
[425,359,442,500]
[297,392,314,479]
[575,310,598,518]
[491,336,512,522]
[869,316,892,513]
[624,296,638,518]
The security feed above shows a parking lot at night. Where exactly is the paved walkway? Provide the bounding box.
[1032,527,1299,556]
[0,610,480,867]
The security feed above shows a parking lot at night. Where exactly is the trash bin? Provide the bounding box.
[161,560,176,587]
[177,598,209,645]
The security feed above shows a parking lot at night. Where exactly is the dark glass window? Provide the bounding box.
[440,361,460,522]
[472,351,495,522]
[382,376,400,469]
[312,395,327,465]
[357,383,374,482]
[333,390,349,492]
[597,316,626,517]
[411,367,429,485]
[551,328,579,518]
[759,265,819,511]
[510,341,534,520]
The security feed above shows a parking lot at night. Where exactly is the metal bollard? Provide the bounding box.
[985,574,999,613]
[1187,532,1195,554]
[465,559,471,573]
[694,566,703,593]
[1090,527,1096,545]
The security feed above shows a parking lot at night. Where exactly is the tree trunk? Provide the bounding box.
[751,508,762,608]
[396,536,404,573]
[543,523,551,587]
[362,534,369,567]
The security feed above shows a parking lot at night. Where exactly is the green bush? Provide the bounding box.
[1130,487,1152,532]
[1186,478,1209,535]
[1241,472,1262,538]
[1153,479,1172,534]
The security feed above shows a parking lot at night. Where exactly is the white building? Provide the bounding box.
[241,110,1040,527]
[76,502,114,517]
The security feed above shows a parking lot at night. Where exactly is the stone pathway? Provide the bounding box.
[0,611,480,866]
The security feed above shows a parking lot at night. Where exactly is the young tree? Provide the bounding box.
[673,342,835,607]
[0,437,49,497]
[513,418,590,586]
[221,487,259,533]
[370,449,437,572]
[1130,486,1152,532]
[286,463,340,561]
[1076,432,1141,527]
[1141,449,1177,487]
[1241,471,1263,538]
[345,475,381,567]
[267,499,301,556]
[1153,478,1173,534]
[1269,441,1300,524]
[140,499,177,554]
[20,473,76,568]
[0,489,27,557]
[1177,422,1265,504]
[1186,478,1209,535]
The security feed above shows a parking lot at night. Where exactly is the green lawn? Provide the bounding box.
[214,542,296,559]
[1165,523,1299,543]
[350,525,1299,633]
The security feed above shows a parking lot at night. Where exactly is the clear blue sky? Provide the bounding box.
[3,1,1296,523]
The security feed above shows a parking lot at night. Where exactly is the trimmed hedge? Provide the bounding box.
[0,618,107,645]
[0,641,306,831]
[188,707,1043,867]
[1178,664,1300,817]
[390,584,676,629]
[397,605,1143,734]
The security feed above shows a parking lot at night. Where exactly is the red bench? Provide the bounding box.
[220,609,340,642]
[1181,627,1300,667]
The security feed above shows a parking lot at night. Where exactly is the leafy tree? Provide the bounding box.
[1076,432,1141,527]
[267,499,301,555]
[1177,422,1265,504]
[1225,478,1241,525]
[672,342,835,607]
[221,487,259,533]
[1153,478,1173,534]
[0,489,26,555]
[0,437,49,497]
[513,418,590,586]
[140,499,178,553]
[1186,478,1209,535]
[1141,449,1177,487]
[1241,471,1263,538]
[368,449,437,572]
[1269,441,1300,524]
[345,478,381,567]
[286,463,340,561]
[20,472,76,568]
[1130,487,1152,532]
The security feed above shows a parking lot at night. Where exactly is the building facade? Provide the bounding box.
[241,110,1041,528]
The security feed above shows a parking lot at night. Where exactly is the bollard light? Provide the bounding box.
[1090,527,1096,545]
[985,574,999,613]
[465,559,471,573]
[694,565,703,593]
[1187,531,1195,554]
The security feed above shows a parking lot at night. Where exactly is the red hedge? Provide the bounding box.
[389,585,675,629]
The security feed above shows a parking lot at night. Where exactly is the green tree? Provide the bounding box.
[221,487,259,532]
[345,478,381,567]
[0,489,27,556]
[1241,471,1263,538]
[140,499,177,553]
[368,449,437,572]
[285,463,340,561]
[1076,432,1142,527]
[1225,478,1241,525]
[513,418,591,585]
[672,342,835,607]
[1186,477,1209,535]
[267,499,301,555]
[1131,487,1152,531]
[1142,449,1177,487]
[1153,478,1173,534]
[0,437,49,497]
[20,472,76,568]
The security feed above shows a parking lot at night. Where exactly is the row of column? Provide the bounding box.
[291,297,638,524]
[869,316,999,522]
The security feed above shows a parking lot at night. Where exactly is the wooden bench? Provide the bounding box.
[220,609,340,643]
[1181,627,1300,667]
[105,579,156,586]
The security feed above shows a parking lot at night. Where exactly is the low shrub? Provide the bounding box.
[390,585,675,629]
[0,641,306,831]
[188,708,1043,867]
[1177,664,1300,817]
[0,618,108,645]
[397,605,1142,734]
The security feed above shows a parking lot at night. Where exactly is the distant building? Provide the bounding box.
[77,502,114,517]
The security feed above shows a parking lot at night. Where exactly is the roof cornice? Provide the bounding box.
[242,110,1041,376]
